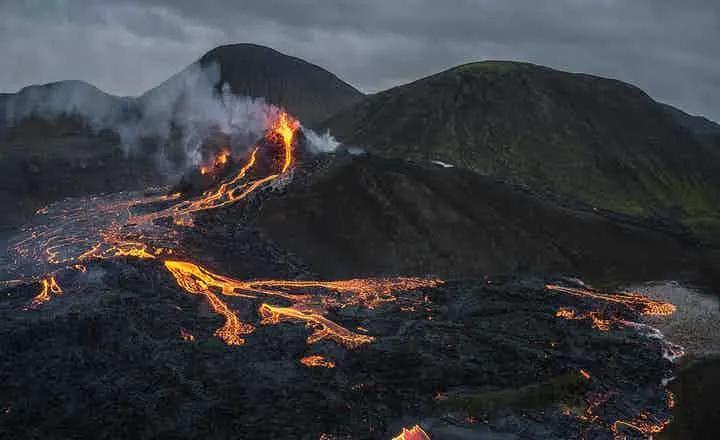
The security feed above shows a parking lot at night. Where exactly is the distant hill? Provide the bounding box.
[0,80,132,127]
[320,61,720,239]
[141,44,363,124]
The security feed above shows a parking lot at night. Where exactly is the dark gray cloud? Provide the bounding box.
[1,0,718,120]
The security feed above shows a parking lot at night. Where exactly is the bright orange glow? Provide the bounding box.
[180,328,195,342]
[173,214,194,227]
[575,392,672,437]
[546,285,676,316]
[299,355,335,368]
[30,276,63,308]
[556,308,575,319]
[199,150,230,176]
[612,411,670,436]
[10,111,298,270]
[550,282,679,438]
[270,111,300,173]
[163,260,438,347]
[259,304,374,349]
[215,150,229,166]
[555,307,611,331]
[392,425,431,440]
[164,261,255,346]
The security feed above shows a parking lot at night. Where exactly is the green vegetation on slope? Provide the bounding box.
[321,61,720,237]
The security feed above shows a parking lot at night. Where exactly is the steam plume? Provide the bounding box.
[0,61,339,176]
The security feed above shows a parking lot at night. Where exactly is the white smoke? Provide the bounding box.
[0,61,341,177]
[303,128,340,153]
[133,62,281,172]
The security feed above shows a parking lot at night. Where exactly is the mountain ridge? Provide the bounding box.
[320,60,720,242]
[1,47,719,243]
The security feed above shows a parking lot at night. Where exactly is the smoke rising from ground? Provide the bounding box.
[0,61,340,177]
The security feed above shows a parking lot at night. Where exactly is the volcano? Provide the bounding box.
[0,44,363,231]
[142,44,363,126]
[0,106,707,439]
[1,44,719,439]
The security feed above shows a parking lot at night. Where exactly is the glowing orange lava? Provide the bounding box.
[270,111,300,173]
[392,425,431,440]
[299,355,335,368]
[259,303,374,349]
[612,411,670,437]
[164,261,255,345]
[546,285,676,316]
[200,149,230,176]
[163,260,438,348]
[12,111,300,274]
[30,276,63,308]
[555,307,611,331]
[180,328,195,342]
[216,150,229,166]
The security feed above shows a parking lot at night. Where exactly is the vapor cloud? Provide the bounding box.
[0,1,718,121]
[0,59,339,174]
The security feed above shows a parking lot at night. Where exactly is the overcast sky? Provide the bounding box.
[1,0,718,121]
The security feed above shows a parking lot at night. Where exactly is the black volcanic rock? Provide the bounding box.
[0,259,674,440]
[249,155,713,284]
[0,116,158,231]
[320,61,720,239]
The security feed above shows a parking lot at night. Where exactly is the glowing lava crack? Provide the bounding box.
[164,260,439,348]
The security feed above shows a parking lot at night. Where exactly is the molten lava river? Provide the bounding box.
[2,109,687,439]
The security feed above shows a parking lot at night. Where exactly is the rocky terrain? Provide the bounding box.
[250,154,713,285]
[320,61,720,244]
[1,44,719,439]
[0,140,708,438]
[0,116,158,231]
[0,217,677,440]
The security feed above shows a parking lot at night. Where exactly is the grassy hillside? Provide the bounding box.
[321,62,720,240]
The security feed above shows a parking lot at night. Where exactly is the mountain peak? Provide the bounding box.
[322,60,720,223]
[190,43,363,123]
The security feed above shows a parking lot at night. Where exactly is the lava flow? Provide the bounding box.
[299,355,335,368]
[2,101,689,440]
[200,148,230,175]
[392,425,431,440]
[545,284,676,316]
[30,275,63,308]
[164,260,439,348]
[10,107,440,355]
[548,283,681,438]
[8,109,299,272]
[556,307,611,331]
